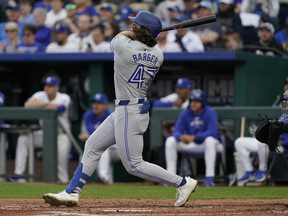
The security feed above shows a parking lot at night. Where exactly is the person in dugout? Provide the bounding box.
[165,89,223,186]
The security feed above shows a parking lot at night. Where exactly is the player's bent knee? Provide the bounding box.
[165,136,177,148]
[204,136,217,147]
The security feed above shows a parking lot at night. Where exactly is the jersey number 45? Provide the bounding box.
[128,65,158,89]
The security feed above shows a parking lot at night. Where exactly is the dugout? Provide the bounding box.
[0,52,288,182]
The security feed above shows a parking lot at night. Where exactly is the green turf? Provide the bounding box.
[0,183,288,199]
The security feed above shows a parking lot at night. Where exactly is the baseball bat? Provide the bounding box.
[161,14,217,32]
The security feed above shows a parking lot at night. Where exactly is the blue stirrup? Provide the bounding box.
[66,163,90,193]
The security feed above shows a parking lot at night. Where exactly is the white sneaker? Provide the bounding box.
[174,177,198,207]
[43,190,79,207]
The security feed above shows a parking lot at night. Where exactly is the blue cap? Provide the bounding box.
[6,2,20,10]
[120,5,134,21]
[199,1,213,10]
[172,15,186,22]
[92,93,108,104]
[129,11,162,38]
[168,5,182,13]
[54,23,70,34]
[175,78,192,89]
[100,3,113,12]
[0,92,4,106]
[44,76,60,86]
[189,89,206,104]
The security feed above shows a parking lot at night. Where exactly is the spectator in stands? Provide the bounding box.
[11,76,71,183]
[154,78,192,108]
[34,0,52,11]
[83,26,111,52]
[68,14,91,52]
[46,23,78,52]
[64,3,79,33]
[0,22,21,53]
[217,0,242,50]
[156,31,181,52]
[241,0,279,25]
[254,22,284,55]
[183,0,199,20]
[75,0,100,24]
[78,93,120,184]
[167,5,182,25]
[104,22,119,42]
[33,8,51,48]
[0,2,24,42]
[19,0,34,24]
[45,0,67,28]
[194,1,221,50]
[167,15,204,52]
[272,77,288,107]
[0,92,4,126]
[99,3,115,23]
[165,89,223,186]
[16,24,44,53]
[155,0,184,24]
[275,16,288,53]
[118,5,134,31]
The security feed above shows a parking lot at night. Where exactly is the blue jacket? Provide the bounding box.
[173,105,221,144]
[84,109,112,135]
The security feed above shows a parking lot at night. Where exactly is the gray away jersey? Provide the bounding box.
[111,35,164,100]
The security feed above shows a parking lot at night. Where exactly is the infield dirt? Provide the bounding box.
[0,199,287,216]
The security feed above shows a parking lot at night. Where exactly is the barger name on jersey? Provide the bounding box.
[132,52,159,65]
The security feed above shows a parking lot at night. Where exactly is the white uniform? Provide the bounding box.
[81,35,184,187]
[14,91,71,183]
[82,40,111,53]
[234,137,269,180]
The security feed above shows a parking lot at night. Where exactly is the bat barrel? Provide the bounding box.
[161,14,217,32]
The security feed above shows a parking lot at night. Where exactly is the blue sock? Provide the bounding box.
[179,177,187,186]
[66,162,90,193]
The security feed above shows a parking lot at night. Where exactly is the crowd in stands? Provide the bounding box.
[0,0,287,55]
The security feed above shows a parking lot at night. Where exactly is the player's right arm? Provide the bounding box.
[173,110,188,142]
[24,92,48,108]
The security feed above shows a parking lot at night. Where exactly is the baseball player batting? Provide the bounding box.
[43,11,210,207]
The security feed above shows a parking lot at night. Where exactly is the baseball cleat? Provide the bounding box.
[253,170,267,183]
[237,171,254,186]
[43,190,79,207]
[174,177,198,207]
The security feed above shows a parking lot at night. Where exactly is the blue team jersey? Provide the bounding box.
[76,5,99,17]
[35,26,51,47]
[84,109,112,135]
[173,105,221,144]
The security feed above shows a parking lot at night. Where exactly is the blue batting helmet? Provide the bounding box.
[175,78,192,89]
[129,11,162,38]
[189,89,206,104]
